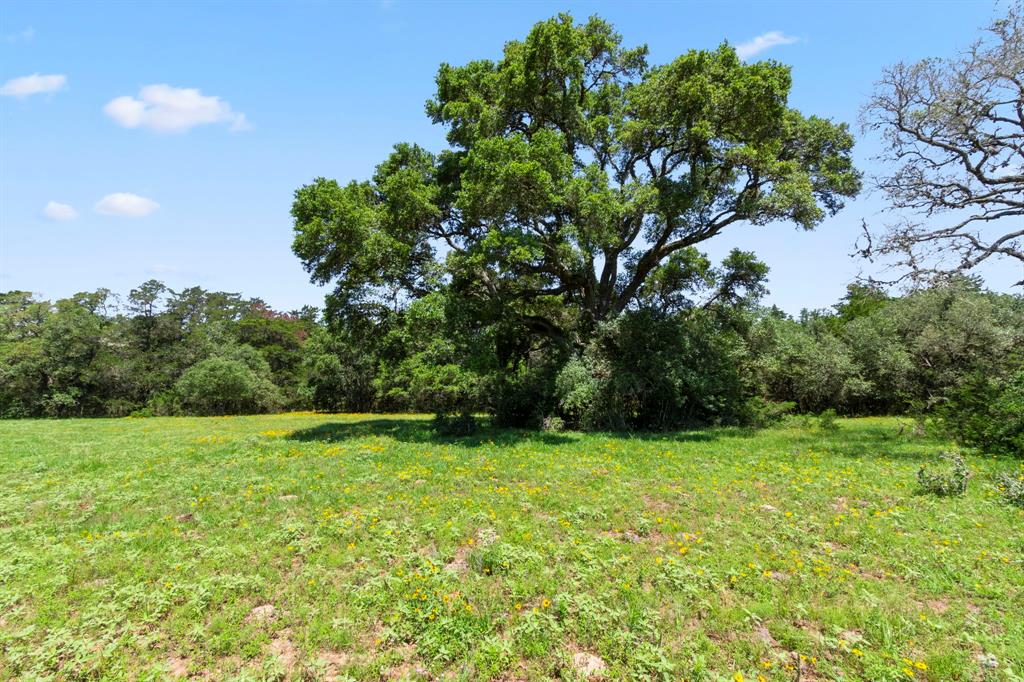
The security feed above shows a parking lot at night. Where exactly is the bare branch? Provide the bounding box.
[861,3,1024,285]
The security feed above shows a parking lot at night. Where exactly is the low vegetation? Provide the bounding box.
[1,414,1021,680]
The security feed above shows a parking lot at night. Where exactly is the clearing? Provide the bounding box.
[0,414,1021,680]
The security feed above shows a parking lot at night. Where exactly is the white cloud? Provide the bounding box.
[42,201,78,221]
[0,73,67,98]
[3,27,35,43]
[146,264,180,275]
[103,84,249,133]
[735,31,800,61]
[95,193,160,218]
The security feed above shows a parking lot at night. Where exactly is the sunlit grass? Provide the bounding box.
[1,414,1021,680]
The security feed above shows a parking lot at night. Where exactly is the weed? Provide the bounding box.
[995,471,1024,508]
[917,452,970,496]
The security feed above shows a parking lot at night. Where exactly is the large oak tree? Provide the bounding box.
[291,14,860,349]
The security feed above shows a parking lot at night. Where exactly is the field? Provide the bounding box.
[1,414,1021,681]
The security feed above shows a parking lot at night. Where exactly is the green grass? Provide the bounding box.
[1,414,1021,681]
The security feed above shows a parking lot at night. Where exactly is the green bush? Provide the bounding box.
[41,389,82,418]
[303,354,349,412]
[174,357,282,416]
[552,311,753,430]
[744,397,796,428]
[404,361,481,414]
[817,408,840,432]
[490,360,559,428]
[541,415,565,433]
[553,357,598,428]
[935,369,1024,458]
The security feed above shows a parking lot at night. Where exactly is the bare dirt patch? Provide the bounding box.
[167,655,189,678]
[269,630,299,672]
[444,544,471,573]
[318,651,353,682]
[839,630,864,645]
[753,625,780,647]
[571,650,607,679]
[246,604,277,624]
[381,643,429,680]
[642,494,676,514]
[601,529,643,543]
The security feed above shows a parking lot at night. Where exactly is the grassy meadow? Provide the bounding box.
[0,414,1021,681]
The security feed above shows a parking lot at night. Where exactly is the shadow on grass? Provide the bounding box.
[792,422,955,463]
[620,426,758,443]
[286,417,759,449]
[286,415,963,463]
[287,418,577,447]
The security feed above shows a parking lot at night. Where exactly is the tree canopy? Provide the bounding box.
[291,14,860,353]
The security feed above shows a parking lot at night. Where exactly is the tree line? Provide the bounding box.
[2,277,1021,454]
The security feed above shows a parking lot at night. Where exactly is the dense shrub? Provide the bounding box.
[388,360,481,414]
[745,397,796,427]
[750,282,1024,417]
[0,285,312,418]
[552,311,753,430]
[935,369,1024,458]
[816,409,840,433]
[303,353,351,412]
[553,357,599,428]
[490,363,559,429]
[174,357,282,416]
[750,315,869,414]
[301,327,376,413]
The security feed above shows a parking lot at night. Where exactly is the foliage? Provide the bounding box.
[3,280,1022,430]
[917,452,971,497]
[301,323,378,413]
[743,397,796,428]
[291,13,859,373]
[817,408,840,433]
[750,281,1024,417]
[0,274,1019,438]
[552,309,753,430]
[174,356,283,416]
[750,314,869,414]
[373,293,486,414]
[935,367,1024,458]
[489,356,562,428]
[0,284,311,418]
[541,415,565,433]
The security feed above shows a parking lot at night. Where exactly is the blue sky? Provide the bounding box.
[0,0,1015,314]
